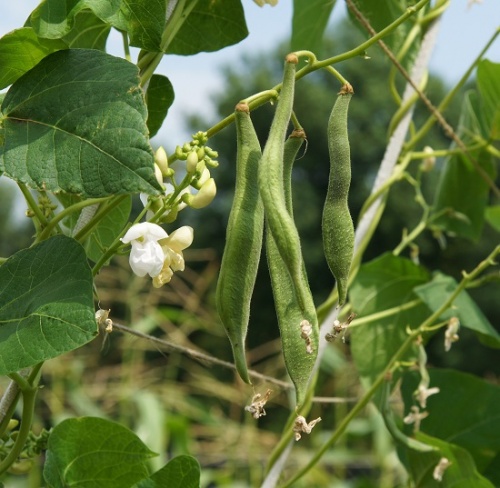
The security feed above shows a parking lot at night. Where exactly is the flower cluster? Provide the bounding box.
[121,222,193,287]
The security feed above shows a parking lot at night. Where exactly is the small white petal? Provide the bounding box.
[164,226,194,252]
[129,240,165,277]
[121,222,168,243]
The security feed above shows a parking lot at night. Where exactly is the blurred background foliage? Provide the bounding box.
[1,17,499,488]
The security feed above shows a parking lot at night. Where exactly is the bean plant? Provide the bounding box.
[0,0,499,486]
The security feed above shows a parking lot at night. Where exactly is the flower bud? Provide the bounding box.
[155,146,169,175]
[421,146,436,172]
[186,151,199,173]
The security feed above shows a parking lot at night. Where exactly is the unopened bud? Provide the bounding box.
[186,151,199,173]
[421,146,436,172]
[155,146,169,175]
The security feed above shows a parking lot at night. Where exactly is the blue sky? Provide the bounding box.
[2,1,500,147]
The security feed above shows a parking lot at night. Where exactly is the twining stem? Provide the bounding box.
[201,0,431,140]
[281,245,500,487]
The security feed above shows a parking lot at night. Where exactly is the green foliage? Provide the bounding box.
[0,235,96,374]
[43,417,156,487]
[0,0,499,486]
[1,49,161,198]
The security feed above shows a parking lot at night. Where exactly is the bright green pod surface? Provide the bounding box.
[322,83,355,306]
[266,130,319,408]
[258,54,311,315]
[216,103,264,384]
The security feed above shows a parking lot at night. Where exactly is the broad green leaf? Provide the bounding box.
[0,235,96,374]
[402,369,500,475]
[414,273,500,348]
[432,91,496,240]
[108,0,166,52]
[166,0,248,55]
[405,432,494,487]
[350,253,431,384]
[30,0,121,39]
[485,205,500,232]
[1,49,162,198]
[0,27,67,90]
[146,74,175,138]
[44,417,157,488]
[347,0,423,69]
[291,0,336,56]
[62,10,111,49]
[85,196,132,263]
[136,455,201,488]
[477,60,500,140]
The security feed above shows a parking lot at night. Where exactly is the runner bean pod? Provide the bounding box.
[266,129,319,407]
[258,54,311,314]
[215,102,264,384]
[322,83,354,306]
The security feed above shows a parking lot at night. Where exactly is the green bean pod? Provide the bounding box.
[266,129,319,407]
[216,102,264,384]
[322,83,354,306]
[258,54,310,314]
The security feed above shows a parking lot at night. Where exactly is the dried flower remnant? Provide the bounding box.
[245,390,272,419]
[293,415,321,441]
[403,406,429,432]
[300,320,314,354]
[95,309,113,333]
[415,385,440,409]
[433,457,452,481]
[444,317,460,351]
[325,313,355,342]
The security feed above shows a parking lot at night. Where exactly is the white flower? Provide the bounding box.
[121,223,168,278]
[153,226,194,288]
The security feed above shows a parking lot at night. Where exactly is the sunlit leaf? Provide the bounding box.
[0,235,97,374]
[414,273,500,348]
[291,0,336,56]
[166,0,248,55]
[1,49,162,198]
[350,253,431,384]
[0,27,66,90]
[146,74,174,138]
[62,10,111,49]
[30,0,121,39]
[44,417,156,488]
[477,59,500,140]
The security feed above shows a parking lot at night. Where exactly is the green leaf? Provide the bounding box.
[30,0,121,39]
[85,196,132,263]
[166,0,248,55]
[136,455,201,488]
[485,205,500,232]
[350,253,431,384]
[62,10,111,49]
[402,369,500,475]
[432,91,496,240]
[347,0,422,69]
[291,0,336,56]
[477,59,500,140]
[0,27,67,90]
[0,235,96,374]
[405,432,494,487]
[414,273,500,348]
[1,49,162,198]
[44,417,157,488]
[146,74,175,138]
[108,0,166,52]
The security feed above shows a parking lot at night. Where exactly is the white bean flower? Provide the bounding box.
[121,222,168,278]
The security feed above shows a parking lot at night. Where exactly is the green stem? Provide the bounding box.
[121,30,131,62]
[348,298,422,328]
[17,184,48,230]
